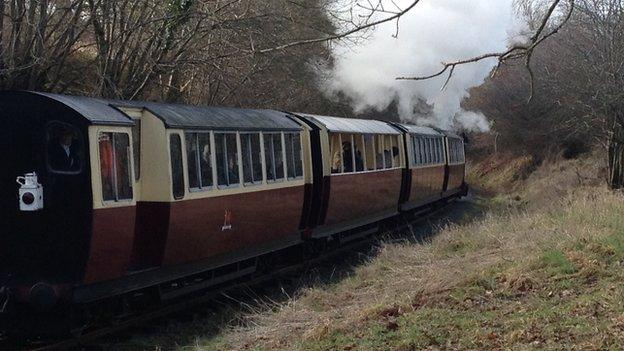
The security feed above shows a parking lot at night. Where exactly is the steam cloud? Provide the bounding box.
[323,0,522,131]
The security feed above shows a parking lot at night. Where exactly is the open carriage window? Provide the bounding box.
[264,133,285,182]
[99,132,133,202]
[241,133,262,185]
[364,134,376,171]
[329,133,342,174]
[285,132,303,179]
[47,122,84,175]
[215,133,240,187]
[186,132,213,190]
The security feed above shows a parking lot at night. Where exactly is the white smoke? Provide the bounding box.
[323,0,524,132]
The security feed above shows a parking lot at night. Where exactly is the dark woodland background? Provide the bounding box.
[0,0,622,162]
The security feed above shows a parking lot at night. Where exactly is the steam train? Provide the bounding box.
[0,91,466,336]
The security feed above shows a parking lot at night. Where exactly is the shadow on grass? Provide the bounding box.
[97,194,489,351]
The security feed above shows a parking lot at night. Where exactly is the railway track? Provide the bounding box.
[7,201,460,351]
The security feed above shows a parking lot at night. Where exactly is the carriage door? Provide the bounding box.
[84,127,137,283]
[43,122,91,280]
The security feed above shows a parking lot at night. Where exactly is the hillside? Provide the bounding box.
[97,151,622,351]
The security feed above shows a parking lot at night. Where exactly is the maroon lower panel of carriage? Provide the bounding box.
[323,169,403,228]
[84,206,137,284]
[447,164,466,191]
[409,166,445,204]
[161,185,305,266]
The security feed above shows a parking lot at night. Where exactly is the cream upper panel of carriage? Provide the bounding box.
[296,113,404,176]
[36,93,307,204]
[123,104,307,202]
[401,125,447,169]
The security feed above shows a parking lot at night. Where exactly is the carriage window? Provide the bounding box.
[293,133,303,178]
[375,134,385,170]
[285,133,303,179]
[383,135,398,169]
[47,123,84,174]
[341,134,355,173]
[186,132,213,190]
[186,133,200,189]
[364,134,376,170]
[448,140,454,163]
[410,135,420,166]
[426,138,432,164]
[437,138,442,163]
[241,133,262,184]
[354,135,365,172]
[426,138,431,164]
[448,138,465,164]
[132,122,141,180]
[215,133,240,187]
[330,133,342,174]
[395,135,402,167]
[264,133,285,182]
[416,137,423,166]
[170,134,184,199]
[99,132,133,202]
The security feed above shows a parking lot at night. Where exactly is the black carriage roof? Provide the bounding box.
[296,113,401,135]
[33,92,302,131]
[397,124,443,136]
[395,123,463,139]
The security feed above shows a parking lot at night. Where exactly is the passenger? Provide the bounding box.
[376,152,384,169]
[383,149,392,168]
[392,146,400,166]
[227,155,239,184]
[355,150,364,172]
[49,127,79,172]
[202,145,210,163]
[332,147,342,173]
[342,141,354,172]
[201,145,212,170]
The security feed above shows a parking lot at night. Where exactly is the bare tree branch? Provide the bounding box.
[396,0,576,103]
[255,0,422,54]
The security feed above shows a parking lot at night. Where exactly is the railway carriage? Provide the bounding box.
[293,114,405,239]
[0,91,309,313]
[396,125,448,211]
[0,91,467,338]
[443,132,467,197]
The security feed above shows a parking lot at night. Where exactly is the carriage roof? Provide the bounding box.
[296,113,401,135]
[33,92,302,131]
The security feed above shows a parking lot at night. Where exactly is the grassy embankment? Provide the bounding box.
[138,152,622,350]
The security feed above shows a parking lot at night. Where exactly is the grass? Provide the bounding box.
[114,153,624,350]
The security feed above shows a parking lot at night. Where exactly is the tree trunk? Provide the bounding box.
[609,113,624,189]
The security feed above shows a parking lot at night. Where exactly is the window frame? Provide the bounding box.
[185,131,215,192]
[98,130,135,204]
[169,132,185,200]
[285,132,304,180]
[241,132,263,186]
[132,120,141,181]
[410,134,447,168]
[448,138,465,165]
[46,121,86,176]
[214,131,241,189]
[329,132,402,176]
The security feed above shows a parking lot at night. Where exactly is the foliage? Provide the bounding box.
[464,0,624,159]
[0,0,343,113]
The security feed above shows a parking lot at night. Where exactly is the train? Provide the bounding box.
[0,91,467,337]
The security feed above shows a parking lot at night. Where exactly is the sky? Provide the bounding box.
[322,0,525,131]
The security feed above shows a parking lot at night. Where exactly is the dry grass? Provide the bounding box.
[121,152,622,350]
